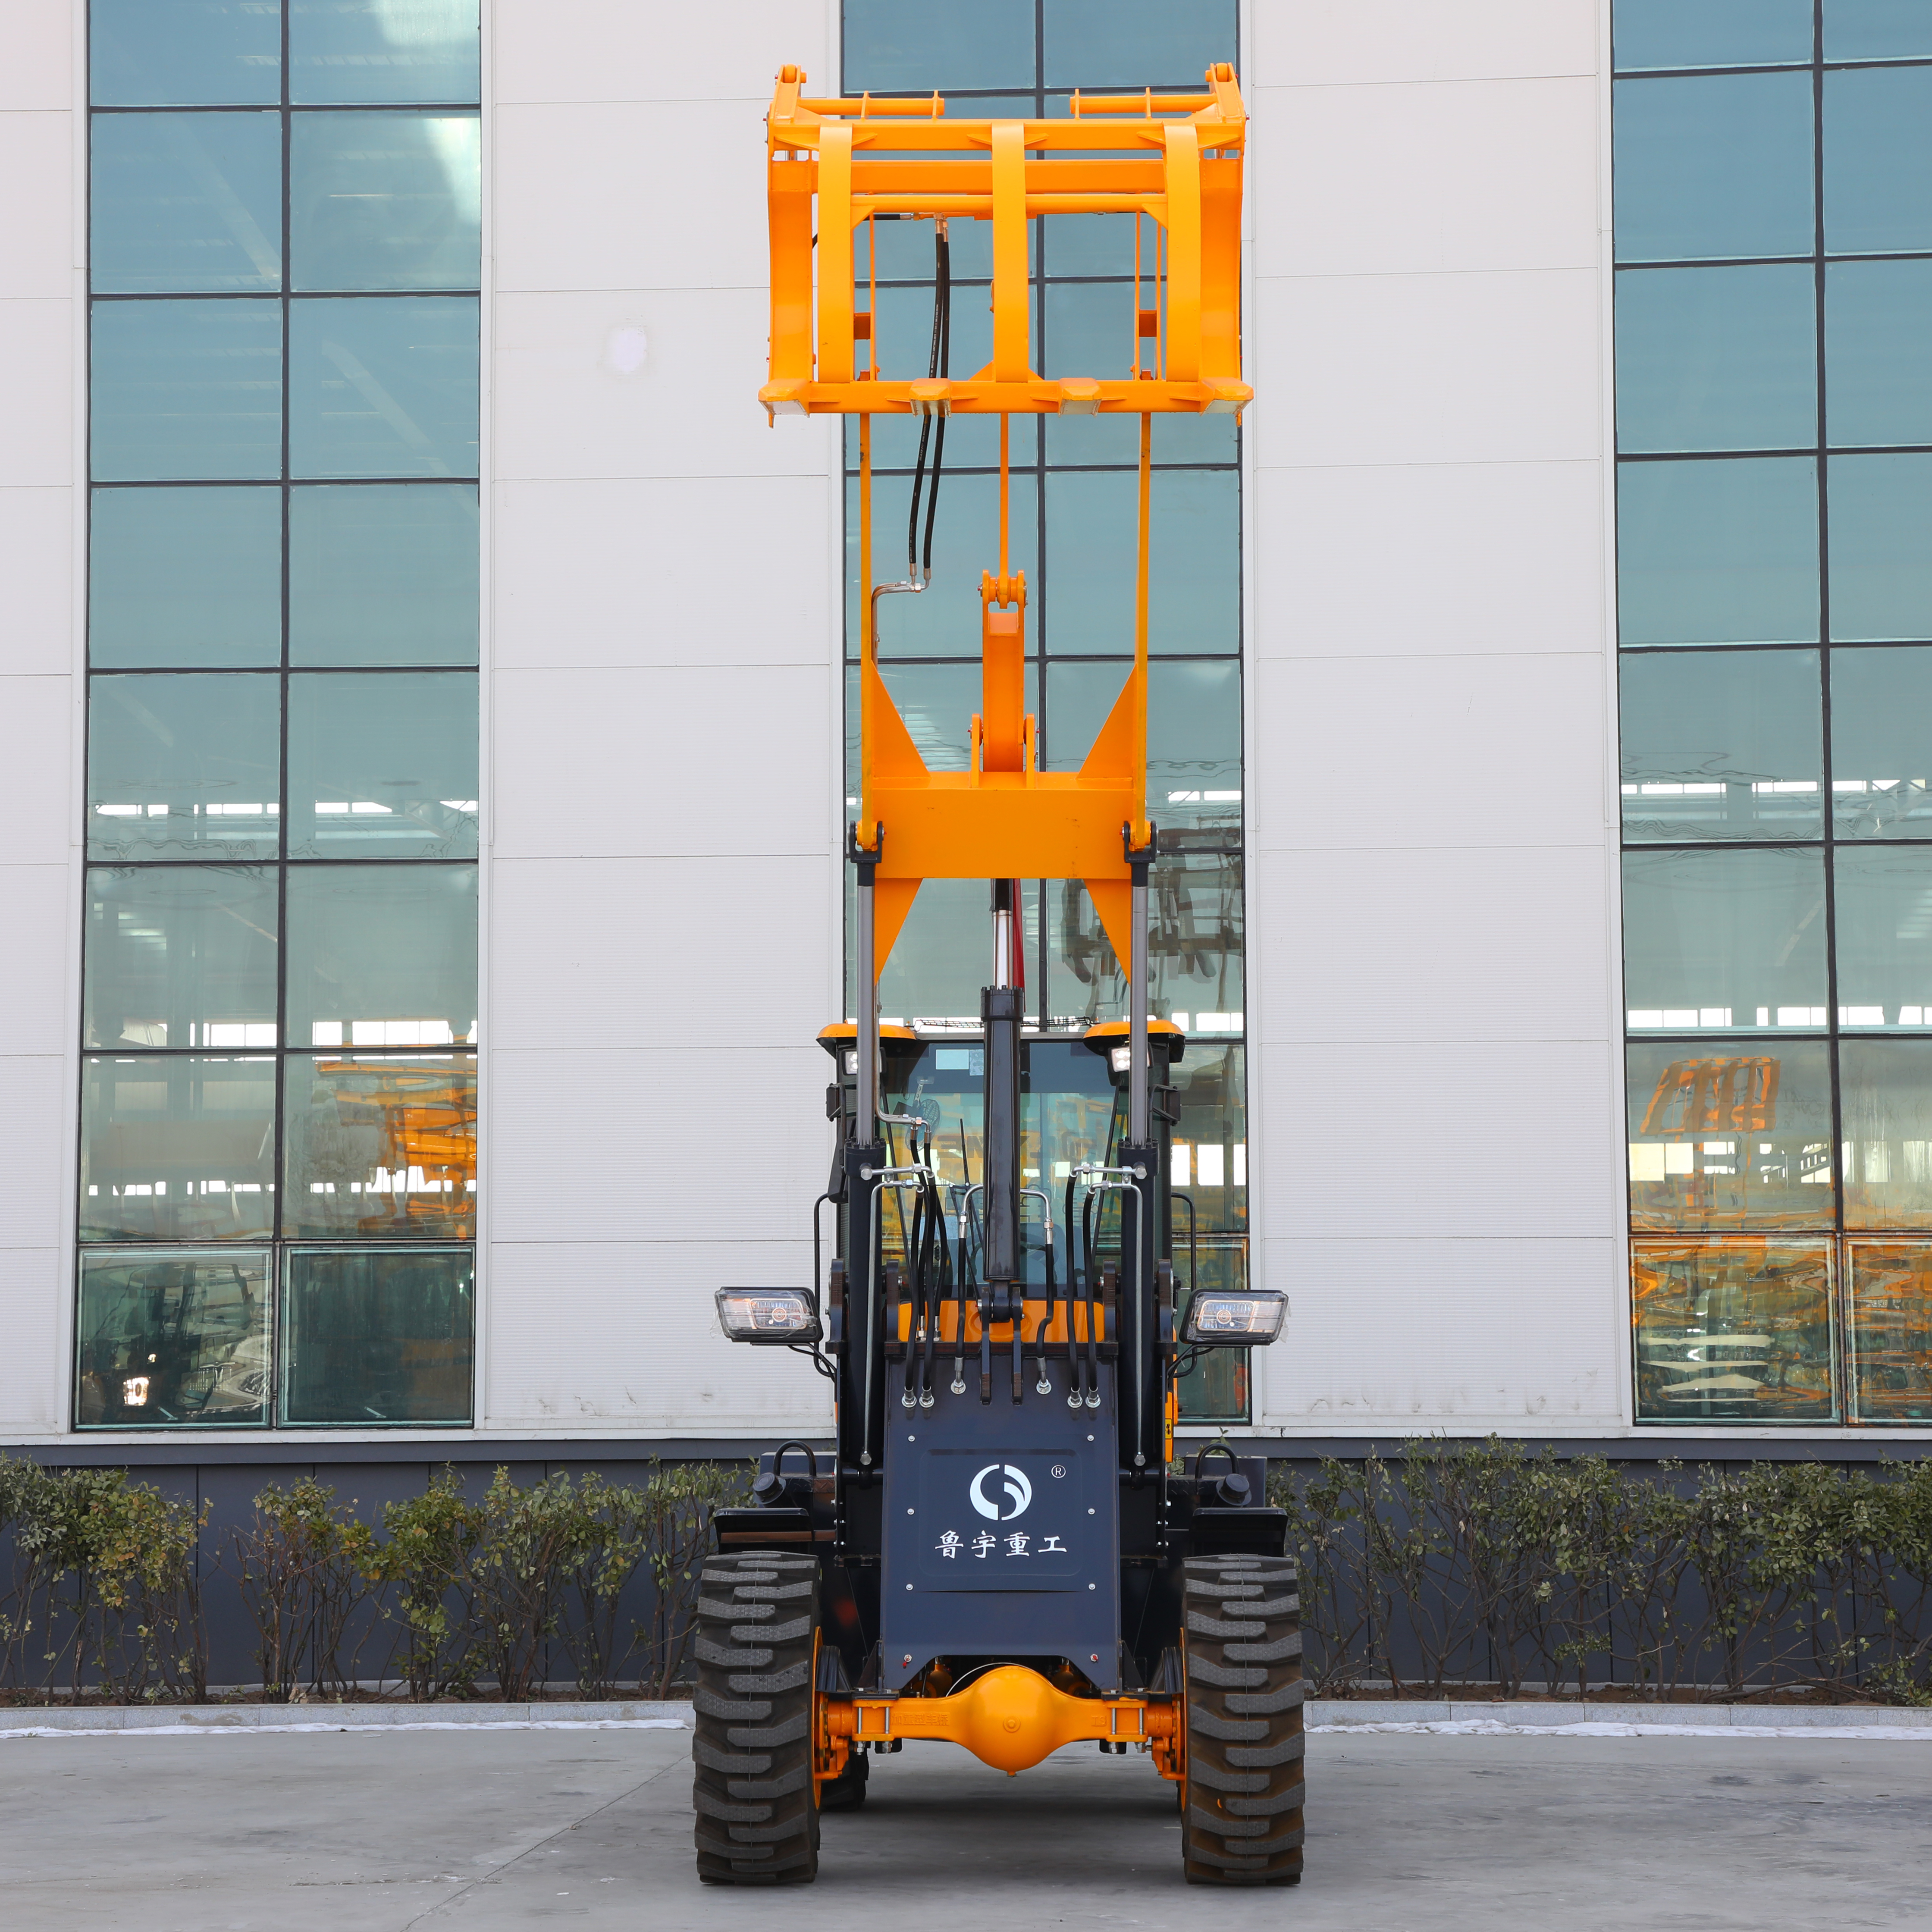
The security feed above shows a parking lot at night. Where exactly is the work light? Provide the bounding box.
[715,1289,822,1345]
[1182,1289,1286,1345]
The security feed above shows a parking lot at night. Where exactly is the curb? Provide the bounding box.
[0,1700,692,1736]
[4,1697,1929,1739]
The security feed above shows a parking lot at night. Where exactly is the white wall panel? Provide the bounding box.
[486,1046,829,1245]
[491,665,828,859]
[0,301,73,485]
[0,864,70,1054]
[0,486,74,674]
[495,0,827,108]
[1249,652,1606,852]
[0,1056,68,1249]
[0,674,75,859]
[1254,77,1597,281]
[1254,1041,1617,1242]
[1253,268,1601,470]
[1253,846,1607,1047]
[1255,0,1596,89]
[485,1239,831,1432]
[0,0,72,112]
[493,477,832,671]
[0,1248,62,1433]
[493,289,835,482]
[1253,461,1604,659]
[491,856,831,1051]
[0,113,71,297]
[494,100,769,295]
[1257,1236,1625,1426]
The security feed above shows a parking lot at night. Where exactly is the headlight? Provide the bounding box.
[1182,1289,1286,1345]
[715,1288,822,1345]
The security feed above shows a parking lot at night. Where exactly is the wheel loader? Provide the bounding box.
[694,63,1298,1887]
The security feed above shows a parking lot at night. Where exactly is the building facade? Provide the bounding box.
[1,0,1927,1470]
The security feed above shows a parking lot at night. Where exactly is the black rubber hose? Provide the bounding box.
[906,222,950,581]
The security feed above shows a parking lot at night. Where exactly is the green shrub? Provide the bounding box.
[225,1479,376,1701]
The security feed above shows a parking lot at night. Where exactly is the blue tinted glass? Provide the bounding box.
[1622,847,1829,1031]
[286,670,478,857]
[1828,454,1932,640]
[291,111,480,291]
[1044,212,1146,278]
[1834,848,1932,1026]
[91,0,281,106]
[844,0,1036,91]
[290,0,480,104]
[80,1060,279,1244]
[852,149,1035,281]
[1043,0,1236,88]
[288,295,478,477]
[84,864,280,1050]
[1828,261,1932,447]
[281,1250,474,1422]
[90,486,281,667]
[844,661,1040,787]
[1045,470,1239,656]
[91,113,282,293]
[289,484,477,663]
[1618,648,1822,841]
[1614,265,1816,453]
[1825,68,1932,254]
[1616,457,1819,644]
[1613,73,1814,263]
[88,672,282,858]
[1041,281,1236,463]
[91,298,283,481]
[285,863,477,1046]
[1045,658,1240,831]
[845,471,1040,657]
[1831,646,1932,836]
[1613,0,1814,70]
[1825,1,1932,59]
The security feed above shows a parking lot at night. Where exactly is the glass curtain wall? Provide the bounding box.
[78,0,480,1430]
[1615,0,1932,1424]
[841,1,1247,1419]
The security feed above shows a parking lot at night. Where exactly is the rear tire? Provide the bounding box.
[1179,1553,1305,1886]
[690,1551,822,1885]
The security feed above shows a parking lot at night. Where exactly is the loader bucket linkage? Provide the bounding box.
[695,62,1299,1890]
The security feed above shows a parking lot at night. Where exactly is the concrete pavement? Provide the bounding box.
[1,1723,1927,1930]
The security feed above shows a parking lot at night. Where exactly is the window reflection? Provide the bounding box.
[291,110,481,292]
[1616,457,1819,646]
[90,486,282,668]
[282,1247,474,1423]
[1613,0,1813,72]
[1842,1040,1932,1224]
[289,295,480,478]
[1622,847,1827,1032]
[88,673,282,860]
[1041,0,1235,89]
[1618,649,1822,843]
[1626,1040,1835,1230]
[85,866,279,1049]
[289,483,479,664]
[1830,646,1932,837]
[91,298,284,481]
[1823,66,1932,255]
[843,0,1035,91]
[1826,260,1932,450]
[1845,1240,1932,1423]
[1631,1237,1837,1424]
[286,670,479,858]
[91,0,284,107]
[285,863,478,1047]
[75,1249,271,1427]
[91,112,283,292]
[284,1053,476,1239]
[1833,850,1932,1030]
[290,0,480,106]
[1612,73,1815,264]
[81,1054,278,1242]
[1826,454,1932,641]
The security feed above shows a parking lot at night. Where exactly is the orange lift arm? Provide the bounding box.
[762,64,1250,986]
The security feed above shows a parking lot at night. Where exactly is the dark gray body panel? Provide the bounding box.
[878,1367,1122,1691]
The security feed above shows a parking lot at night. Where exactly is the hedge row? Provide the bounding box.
[0,1459,744,1703]
[1270,1440,1932,1703]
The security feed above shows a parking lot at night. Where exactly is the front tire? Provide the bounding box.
[1179,1553,1305,1885]
[690,1551,822,1885]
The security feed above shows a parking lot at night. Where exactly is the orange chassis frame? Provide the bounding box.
[765,62,1247,1790]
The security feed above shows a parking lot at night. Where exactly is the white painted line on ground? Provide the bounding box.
[0,1719,692,1740]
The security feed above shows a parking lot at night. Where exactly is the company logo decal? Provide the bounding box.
[969,1462,1033,1521]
